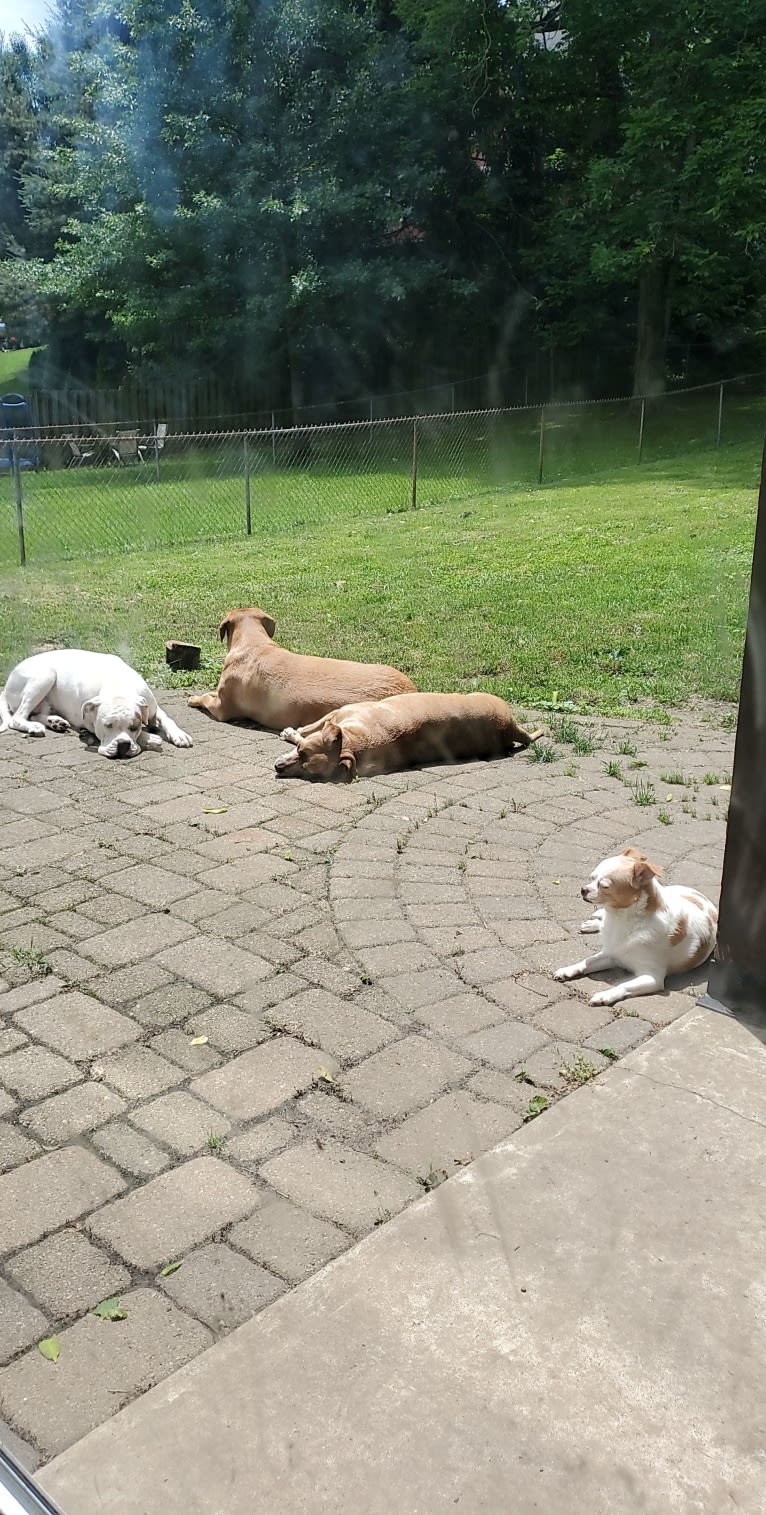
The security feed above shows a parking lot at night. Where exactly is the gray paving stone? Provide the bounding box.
[203,902,272,939]
[275,987,398,1062]
[0,1046,81,1101]
[343,1035,472,1119]
[381,967,463,1012]
[465,1067,535,1112]
[169,887,232,925]
[0,1090,16,1119]
[87,961,173,1008]
[158,1243,285,1331]
[14,991,141,1060]
[202,854,295,892]
[0,1289,212,1458]
[77,893,148,927]
[260,1140,420,1234]
[0,978,64,1015]
[457,946,530,986]
[225,1118,295,1171]
[19,1082,126,1145]
[184,1003,271,1054]
[87,1156,259,1269]
[376,1091,522,1176]
[0,1277,47,1367]
[414,992,503,1038]
[0,1146,126,1254]
[129,1092,232,1157]
[155,935,273,995]
[296,1089,377,1146]
[230,1197,350,1283]
[80,913,195,967]
[148,1028,223,1073]
[191,1038,338,1122]
[516,1043,609,1092]
[128,981,212,1030]
[6,1230,130,1321]
[0,1028,27,1055]
[457,1021,549,1070]
[536,998,614,1043]
[107,864,197,908]
[97,1045,184,1100]
[235,972,306,1015]
[91,1120,173,1179]
[0,1120,40,1172]
[482,978,555,1020]
[45,949,102,984]
[584,1017,654,1055]
[0,1415,40,1472]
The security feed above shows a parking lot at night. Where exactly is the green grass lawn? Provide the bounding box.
[0,437,757,718]
[0,347,37,394]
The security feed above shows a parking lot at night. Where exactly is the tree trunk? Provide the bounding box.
[632,260,672,397]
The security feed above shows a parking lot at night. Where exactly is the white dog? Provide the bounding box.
[0,650,193,759]
[553,847,717,1006]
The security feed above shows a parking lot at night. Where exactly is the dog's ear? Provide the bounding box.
[337,729,357,783]
[81,699,98,726]
[218,611,240,645]
[138,698,150,726]
[252,609,276,639]
[630,853,663,887]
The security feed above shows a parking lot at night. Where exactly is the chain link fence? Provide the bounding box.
[2,374,764,566]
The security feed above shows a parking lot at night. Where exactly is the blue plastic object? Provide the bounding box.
[0,392,38,471]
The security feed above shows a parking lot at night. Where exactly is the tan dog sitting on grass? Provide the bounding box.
[274,691,542,781]
[188,607,415,731]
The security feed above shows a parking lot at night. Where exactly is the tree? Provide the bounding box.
[529,0,766,393]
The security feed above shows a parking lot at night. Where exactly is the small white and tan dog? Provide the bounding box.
[553,847,717,1007]
[0,650,192,759]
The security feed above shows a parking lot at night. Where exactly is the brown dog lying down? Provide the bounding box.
[274,692,542,781]
[188,607,415,731]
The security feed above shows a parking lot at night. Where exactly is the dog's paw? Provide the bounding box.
[170,730,193,748]
[280,727,300,744]
[187,695,203,708]
[45,715,69,733]
[590,989,620,1008]
[26,721,46,738]
[145,733,164,751]
[553,965,578,982]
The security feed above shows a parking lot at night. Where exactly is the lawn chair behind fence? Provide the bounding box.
[66,440,95,467]
[111,430,140,465]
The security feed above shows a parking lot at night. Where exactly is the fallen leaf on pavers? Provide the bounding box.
[160,1262,182,1277]
[720,784,731,792]
[203,806,228,814]
[94,1297,127,1321]
[38,1336,60,1363]
[314,1066,337,1085]
[189,1035,209,1046]
[551,879,560,885]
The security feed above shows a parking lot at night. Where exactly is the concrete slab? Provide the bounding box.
[41,1008,766,1515]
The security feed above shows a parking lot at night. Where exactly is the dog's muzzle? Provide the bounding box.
[581,884,597,902]
[274,750,299,775]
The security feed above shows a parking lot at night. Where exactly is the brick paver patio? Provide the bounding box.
[0,697,732,1464]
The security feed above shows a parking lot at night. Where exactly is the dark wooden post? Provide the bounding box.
[702,435,766,1023]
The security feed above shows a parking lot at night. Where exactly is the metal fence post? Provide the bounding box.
[271,412,276,467]
[637,398,646,464]
[244,434,252,536]
[154,433,161,484]
[716,382,724,448]
[537,407,545,485]
[11,438,26,567]
[411,417,419,510]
